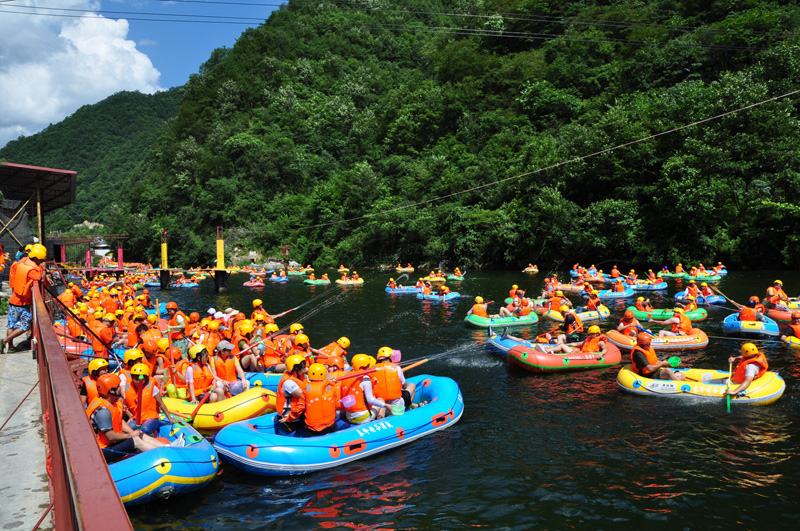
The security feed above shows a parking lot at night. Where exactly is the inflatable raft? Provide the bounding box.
[464,312,539,328]
[606,328,709,351]
[422,276,446,283]
[243,280,265,288]
[268,276,288,283]
[447,274,464,281]
[522,266,538,273]
[113,422,218,506]
[395,266,415,273]
[335,278,364,286]
[554,282,585,294]
[616,367,785,405]
[170,282,199,289]
[594,287,635,299]
[417,292,460,301]
[213,375,463,476]
[385,286,421,294]
[658,272,684,279]
[507,342,622,373]
[627,306,708,322]
[304,279,331,285]
[631,281,668,291]
[543,305,610,323]
[162,387,276,432]
[766,308,793,322]
[674,289,726,305]
[783,335,800,348]
[287,270,306,276]
[144,281,161,288]
[722,313,780,337]
[686,273,721,282]
[246,372,281,393]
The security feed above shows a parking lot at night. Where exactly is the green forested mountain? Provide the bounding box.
[0,89,182,231]
[73,2,800,267]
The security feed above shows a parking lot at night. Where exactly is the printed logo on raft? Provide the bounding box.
[356,420,394,437]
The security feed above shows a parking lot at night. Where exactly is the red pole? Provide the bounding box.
[117,242,123,269]
[85,248,91,269]
[60,245,67,264]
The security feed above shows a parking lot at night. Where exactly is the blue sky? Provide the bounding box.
[118,0,284,88]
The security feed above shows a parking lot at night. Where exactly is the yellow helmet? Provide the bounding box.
[156,338,170,353]
[673,308,685,314]
[307,363,327,381]
[740,343,759,356]
[587,325,601,334]
[103,313,116,322]
[88,358,109,374]
[28,243,47,260]
[774,279,783,285]
[351,353,376,371]
[555,290,563,297]
[123,348,144,365]
[337,336,351,349]
[130,363,151,378]
[188,344,208,360]
[376,346,393,360]
[701,282,708,287]
[389,278,395,282]
[265,323,280,334]
[512,284,518,290]
[294,333,310,346]
[591,290,599,295]
[289,323,304,334]
[475,296,484,304]
[208,320,220,331]
[637,296,645,302]
[24,243,32,252]
[252,298,263,308]
[147,314,158,324]
[254,313,266,322]
[285,354,306,372]
[239,319,255,335]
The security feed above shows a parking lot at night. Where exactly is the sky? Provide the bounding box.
[0,0,284,147]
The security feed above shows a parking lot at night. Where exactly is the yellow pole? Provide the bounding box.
[215,226,225,270]
[160,230,169,270]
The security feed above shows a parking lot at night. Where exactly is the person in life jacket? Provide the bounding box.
[86,373,167,463]
[212,340,249,397]
[415,278,424,289]
[312,336,350,366]
[699,282,714,297]
[514,298,533,317]
[765,280,789,308]
[2,243,46,353]
[555,306,584,344]
[468,296,495,320]
[613,279,626,293]
[674,263,684,274]
[685,280,700,299]
[275,354,308,434]
[629,333,685,380]
[233,319,262,372]
[650,308,693,336]
[422,282,432,295]
[509,284,519,299]
[183,344,223,403]
[453,267,463,277]
[387,277,398,289]
[166,301,189,356]
[635,296,653,312]
[646,269,657,282]
[738,299,765,323]
[371,346,414,417]
[340,354,379,424]
[125,363,178,435]
[299,363,349,437]
[626,269,638,285]
[585,290,602,311]
[577,325,608,355]
[680,294,699,312]
[119,347,146,395]
[80,358,110,406]
[781,311,800,341]
[617,310,643,337]
[610,265,620,278]
[726,343,768,396]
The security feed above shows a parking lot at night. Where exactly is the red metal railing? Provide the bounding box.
[33,282,132,530]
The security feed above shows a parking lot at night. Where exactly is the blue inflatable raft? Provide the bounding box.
[144,281,160,288]
[631,281,668,291]
[417,292,460,301]
[486,333,534,357]
[170,282,199,289]
[145,302,168,317]
[722,313,780,337]
[674,289,726,305]
[590,287,634,299]
[385,286,421,294]
[246,372,281,393]
[268,276,289,283]
[112,421,218,506]
[214,375,463,476]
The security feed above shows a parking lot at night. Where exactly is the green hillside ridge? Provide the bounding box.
[0,89,182,232]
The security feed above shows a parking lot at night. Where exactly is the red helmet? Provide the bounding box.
[166,301,178,310]
[96,373,121,396]
[636,332,652,346]
[189,312,200,322]
[792,311,800,320]
[623,310,634,320]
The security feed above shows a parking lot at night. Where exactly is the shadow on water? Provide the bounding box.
[130,270,800,528]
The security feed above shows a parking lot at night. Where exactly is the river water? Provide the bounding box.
[129,271,800,529]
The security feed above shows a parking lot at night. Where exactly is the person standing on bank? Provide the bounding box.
[2,243,46,353]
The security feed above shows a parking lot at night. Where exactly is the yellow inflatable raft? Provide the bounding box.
[422,276,446,283]
[616,367,785,405]
[783,335,800,348]
[163,387,276,432]
[335,278,364,285]
[544,305,610,323]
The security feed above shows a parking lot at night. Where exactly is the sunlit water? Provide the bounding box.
[130,271,800,528]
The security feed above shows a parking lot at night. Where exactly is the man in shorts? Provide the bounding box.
[2,244,46,353]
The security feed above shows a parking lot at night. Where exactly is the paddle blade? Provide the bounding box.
[668,356,681,368]
[726,393,731,413]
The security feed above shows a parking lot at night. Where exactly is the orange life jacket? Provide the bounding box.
[58,289,76,308]
[9,257,41,306]
[471,304,488,318]
[611,268,620,278]
[82,375,99,403]
[731,354,768,384]
[126,321,140,348]
[303,381,338,432]
[260,338,282,367]
[203,330,222,353]
[125,380,159,424]
[168,311,188,340]
[620,318,638,337]
[178,361,213,392]
[739,307,758,322]
[672,313,693,334]
[316,342,346,365]
[586,297,600,311]
[517,305,532,316]
[614,283,625,293]
[580,334,605,353]
[388,282,397,289]
[341,376,369,413]
[214,355,239,382]
[140,328,162,356]
[789,323,800,338]
[276,373,305,417]
[687,285,699,297]
[85,397,123,448]
[371,363,402,401]
[90,322,113,357]
[565,313,584,334]
[630,345,659,376]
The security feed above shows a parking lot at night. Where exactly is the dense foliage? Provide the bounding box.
[10,1,800,269]
[0,89,182,232]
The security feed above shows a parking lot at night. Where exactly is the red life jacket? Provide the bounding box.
[303,381,338,432]
[731,354,768,384]
[739,307,758,322]
[371,363,402,401]
[85,397,123,448]
[125,380,159,424]
[630,345,659,376]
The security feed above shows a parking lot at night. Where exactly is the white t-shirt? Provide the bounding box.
[745,364,760,379]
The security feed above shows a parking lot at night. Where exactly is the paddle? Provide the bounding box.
[334,358,430,382]
[668,356,681,368]
[710,285,742,309]
[726,359,733,414]
[188,392,212,423]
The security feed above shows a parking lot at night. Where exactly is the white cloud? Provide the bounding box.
[0,1,161,147]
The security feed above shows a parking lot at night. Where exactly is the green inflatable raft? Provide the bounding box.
[627,306,708,322]
[447,275,465,281]
[464,313,539,328]
[304,279,331,285]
